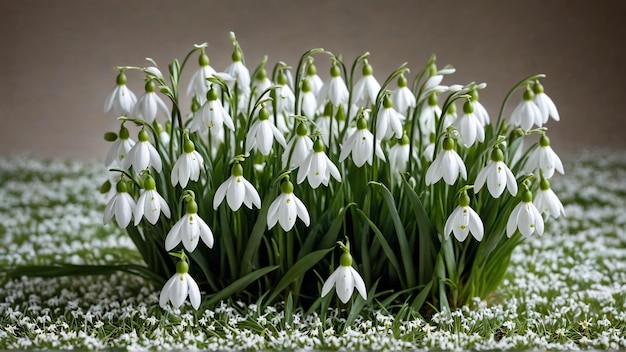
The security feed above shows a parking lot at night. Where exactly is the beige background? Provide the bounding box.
[1,0,624,159]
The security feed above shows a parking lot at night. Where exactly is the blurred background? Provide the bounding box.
[1,0,624,159]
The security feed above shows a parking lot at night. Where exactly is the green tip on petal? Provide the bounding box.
[138,129,149,142]
[459,191,470,207]
[523,86,534,101]
[397,74,408,88]
[356,116,368,130]
[186,199,199,214]
[176,259,189,274]
[428,93,438,107]
[491,147,504,162]
[116,72,127,86]
[116,180,128,193]
[521,188,533,203]
[339,251,353,267]
[296,122,308,136]
[144,175,156,190]
[199,52,210,67]
[323,102,333,117]
[313,139,324,153]
[281,180,294,194]
[443,136,455,151]
[463,100,474,114]
[119,126,130,139]
[232,163,244,177]
[330,64,341,78]
[145,80,156,93]
[539,134,551,147]
[258,107,270,121]
[104,132,118,142]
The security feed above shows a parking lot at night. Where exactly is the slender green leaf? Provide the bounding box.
[239,194,271,276]
[205,266,278,307]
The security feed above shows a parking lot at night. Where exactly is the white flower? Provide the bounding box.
[532,81,560,123]
[282,123,313,170]
[189,87,235,136]
[454,101,485,147]
[391,74,416,115]
[267,180,310,231]
[524,134,564,178]
[224,49,251,95]
[321,248,367,304]
[444,192,484,242]
[104,126,135,168]
[388,134,411,178]
[124,129,162,173]
[213,163,262,211]
[134,176,171,225]
[425,137,467,186]
[187,51,217,101]
[469,89,490,126]
[506,188,544,237]
[474,148,518,198]
[339,117,385,167]
[133,80,169,123]
[160,260,201,310]
[315,105,342,147]
[165,199,214,252]
[274,70,295,115]
[104,71,137,116]
[533,177,565,219]
[297,139,342,188]
[376,96,404,140]
[419,73,452,103]
[245,107,287,155]
[418,94,441,136]
[103,181,136,228]
[318,63,349,108]
[171,138,204,188]
[305,60,324,96]
[352,60,381,106]
[253,67,272,100]
[510,87,542,130]
[300,79,318,118]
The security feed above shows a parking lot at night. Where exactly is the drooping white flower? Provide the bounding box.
[321,244,367,304]
[133,80,169,123]
[282,122,313,170]
[391,74,416,116]
[419,69,454,104]
[474,147,518,198]
[315,103,343,147]
[171,137,204,188]
[352,60,381,106]
[533,176,565,219]
[252,67,272,100]
[273,70,295,116]
[444,191,484,242]
[245,107,287,155]
[510,86,543,131]
[418,94,441,137]
[300,79,318,119]
[159,259,201,310]
[103,180,136,228]
[213,163,262,211]
[267,180,310,231]
[134,176,171,225]
[524,134,564,179]
[224,48,251,96]
[388,132,411,179]
[425,136,467,186]
[469,89,490,126]
[104,125,135,168]
[318,63,349,108]
[376,96,404,140]
[506,187,544,237]
[297,139,342,189]
[305,59,324,96]
[187,51,217,102]
[532,81,560,123]
[454,100,485,147]
[104,71,137,116]
[165,198,214,252]
[189,87,235,136]
[339,116,385,167]
[124,129,162,173]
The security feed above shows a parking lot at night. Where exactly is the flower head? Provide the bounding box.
[103,180,136,228]
[474,147,518,198]
[376,96,404,140]
[510,86,542,131]
[104,71,137,116]
[253,67,272,100]
[300,79,318,118]
[160,256,201,310]
[454,100,485,147]
[213,163,262,211]
[524,134,564,178]
[469,89,490,126]
[171,136,204,188]
[297,139,342,188]
[273,70,295,116]
[245,107,287,155]
[388,132,411,179]
[124,128,162,173]
[352,60,381,106]
[339,116,385,167]
[104,125,135,168]
[224,47,251,95]
[506,186,544,237]
[444,191,484,241]
[318,62,349,108]
[134,175,171,225]
[282,122,313,170]
[532,81,560,123]
[305,59,324,96]
[187,51,217,101]
[133,80,169,123]
[533,175,565,219]
[267,179,310,231]
[165,197,214,252]
[425,136,467,185]
[418,94,441,137]
[391,74,416,116]
[190,87,235,136]
[321,242,367,303]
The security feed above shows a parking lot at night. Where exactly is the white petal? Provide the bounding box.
[267,197,281,229]
[170,274,188,308]
[506,204,522,237]
[165,219,184,251]
[243,178,262,209]
[159,275,177,308]
[294,196,310,226]
[468,208,484,241]
[198,217,214,248]
[321,268,339,297]
[349,267,367,300]
[186,273,201,309]
[213,179,230,209]
[335,266,354,303]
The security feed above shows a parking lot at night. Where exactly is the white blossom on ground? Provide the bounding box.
[160,259,201,310]
[321,244,367,304]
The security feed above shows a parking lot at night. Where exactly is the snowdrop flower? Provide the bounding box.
[224,48,251,95]
[425,136,467,185]
[305,59,324,96]
[300,79,318,118]
[376,96,404,140]
[273,70,295,116]
[423,133,436,162]
[469,89,490,126]
[165,197,214,252]
[454,100,485,147]
[474,147,518,198]
[510,86,543,131]
[267,179,310,231]
[506,186,544,237]
[134,175,171,225]
[187,51,217,101]
[245,106,287,155]
[160,256,201,310]
[419,68,453,103]
[318,62,349,108]
[315,103,342,147]
[418,94,441,137]
[524,134,564,178]
[171,136,204,188]
[189,87,235,136]
[532,80,560,123]
[298,139,342,188]
[533,174,565,219]
[104,71,137,116]
[339,116,385,167]
[321,242,367,304]
[391,74,416,116]
[103,180,136,228]
[282,122,313,170]
[154,120,170,146]
[213,163,262,211]
[388,132,410,178]
[352,60,381,106]
[124,128,162,173]
[133,80,169,123]
[444,190,484,241]
[252,67,272,100]
[104,125,135,168]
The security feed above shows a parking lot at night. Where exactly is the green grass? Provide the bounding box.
[1,150,625,350]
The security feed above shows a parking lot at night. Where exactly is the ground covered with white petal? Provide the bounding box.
[1,151,625,350]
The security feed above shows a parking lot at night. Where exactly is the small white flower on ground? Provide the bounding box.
[124,128,162,173]
[165,198,214,252]
[282,122,313,170]
[524,134,564,178]
[533,175,565,219]
[391,74,416,116]
[103,180,136,228]
[321,242,367,304]
[104,71,137,116]
[297,139,342,188]
[510,86,543,131]
[454,100,485,147]
[104,125,135,168]
[532,80,560,123]
[376,96,404,140]
[339,116,385,167]
[134,175,171,225]
[160,257,201,310]
[133,80,169,123]
[474,147,518,198]
[425,136,467,186]
[187,51,217,101]
[245,106,287,155]
[171,136,204,188]
[267,179,310,231]
[444,191,484,241]
[213,163,262,211]
[318,62,349,108]
[506,187,544,237]
[352,60,381,106]
[189,87,235,136]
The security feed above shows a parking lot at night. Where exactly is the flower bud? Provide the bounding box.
[463,100,474,114]
[280,179,294,194]
[100,180,111,194]
[199,52,210,67]
[176,259,189,274]
[340,251,353,267]
[116,72,127,86]
[104,132,118,142]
